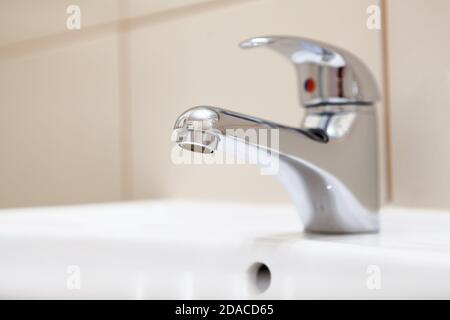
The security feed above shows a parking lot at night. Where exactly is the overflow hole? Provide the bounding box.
[248,262,271,294]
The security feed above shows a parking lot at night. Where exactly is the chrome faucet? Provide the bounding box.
[173,36,381,234]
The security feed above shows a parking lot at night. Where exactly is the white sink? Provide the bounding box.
[0,200,449,299]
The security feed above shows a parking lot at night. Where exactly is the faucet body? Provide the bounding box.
[173,36,381,233]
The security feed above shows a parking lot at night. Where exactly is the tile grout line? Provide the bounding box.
[118,0,133,201]
[380,0,393,202]
[0,0,259,61]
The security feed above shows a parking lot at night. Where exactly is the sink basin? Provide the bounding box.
[0,200,449,299]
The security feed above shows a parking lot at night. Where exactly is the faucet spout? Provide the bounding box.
[173,105,380,233]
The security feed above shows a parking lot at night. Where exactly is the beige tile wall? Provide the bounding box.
[0,35,122,207]
[0,0,216,208]
[0,0,221,208]
[1,0,387,208]
[387,0,450,209]
[0,0,121,46]
[0,0,210,46]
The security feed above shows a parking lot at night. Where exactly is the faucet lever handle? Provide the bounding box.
[239,36,380,107]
